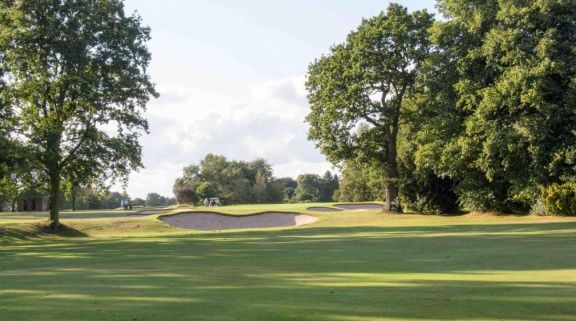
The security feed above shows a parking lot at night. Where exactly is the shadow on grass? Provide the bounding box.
[0,210,130,220]
[0,222,87,244]
[1,222,576,320]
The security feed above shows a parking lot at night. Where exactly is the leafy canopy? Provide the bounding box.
[0,0,157,223]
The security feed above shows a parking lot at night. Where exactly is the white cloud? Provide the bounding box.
[120,75,332,198]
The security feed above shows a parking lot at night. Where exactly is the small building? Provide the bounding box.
[17,191,49,212]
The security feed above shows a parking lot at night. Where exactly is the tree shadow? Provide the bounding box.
[0,222,88,244]
[1,221,576,320]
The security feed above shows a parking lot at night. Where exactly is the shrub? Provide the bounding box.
[540,183,576,216]
[400,170,459,214]
[332,189,340,202]
[529,199,548,216]
[174,185,198,205]
[196,182,217,199]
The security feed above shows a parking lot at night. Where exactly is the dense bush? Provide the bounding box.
[540,183,576,216]
[174,184,198,204]
[400,170,459,214]
[529,199,548,216]
[196,182,217,199]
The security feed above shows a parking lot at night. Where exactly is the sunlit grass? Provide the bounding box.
[1,204,576,320]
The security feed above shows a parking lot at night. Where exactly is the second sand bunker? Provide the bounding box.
[160,212,317,231]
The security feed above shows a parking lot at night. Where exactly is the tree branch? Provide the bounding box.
[59,122,93,170]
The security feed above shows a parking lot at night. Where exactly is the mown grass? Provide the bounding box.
[1,204,576,321]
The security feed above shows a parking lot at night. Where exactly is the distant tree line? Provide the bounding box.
[144,193,176,207]
[172,154,340,205]
[0,187,140,212]
[55,190,175,211]
[306,1,576,215]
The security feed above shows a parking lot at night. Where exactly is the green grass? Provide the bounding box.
[1,204,576,320]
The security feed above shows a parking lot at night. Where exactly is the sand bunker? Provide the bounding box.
[138,210,167,215]
[160,212,317,231]
[126,209,168,217]
[307,207,342,212]
[335,203,384,210]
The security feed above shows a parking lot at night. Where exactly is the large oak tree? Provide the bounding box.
[413,0,576,211]
[0,0,157,228]
[306,3,433,211]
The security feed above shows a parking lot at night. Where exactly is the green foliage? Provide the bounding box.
[399,169,459,214]
[540,183,576,216]
[318,171,339,202]
[173,154,284,205]
[306,3,433,210]
[175,162,338,205]
[398,105,460,214]
[275,177,297,202]
[56,188,131,210]
[294,174,319,202]
[0,0,157,226]
[173,180,198,205]
[292,172,338,203]
[332,189,340,202]
[196,182,217,199]
[131,198,145,207]
[529,199,548,216]
[145,193,175,207]
[412,0,576,212]
[338,160,385,203]
[283,187,296,202]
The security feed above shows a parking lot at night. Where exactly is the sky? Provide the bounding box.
[120,0,437,198]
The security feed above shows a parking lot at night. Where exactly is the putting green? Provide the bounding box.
[1,204,576,321]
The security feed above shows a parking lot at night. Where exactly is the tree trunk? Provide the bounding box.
[46,130,63,231]
[72,185,77,211]
[383,165,399,212]
[384,183,399,211]
[383,130,400,212]
[380,85,404,213]
[48,168,61,230]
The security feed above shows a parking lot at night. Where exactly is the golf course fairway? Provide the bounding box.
[1,203,575,321]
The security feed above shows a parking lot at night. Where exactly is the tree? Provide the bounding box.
[173,155,284,205]
[413,0,576,211]
[0,0,157,229]
[274,177,297,201]
[0,106,30,210]
[338,160,384,202]
[61,156,99,211]
[306,3,433,211]
[275,177,297,189]
[318,171,339,202]
[100,191,125,209]
[145,193,167,207]
[132,198,145,207]
[294,174,320,202]
[196,182,217,200]
[173,179,198,204]
[253,170,269,203]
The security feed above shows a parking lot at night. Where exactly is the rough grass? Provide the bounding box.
[1,204,576,321]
